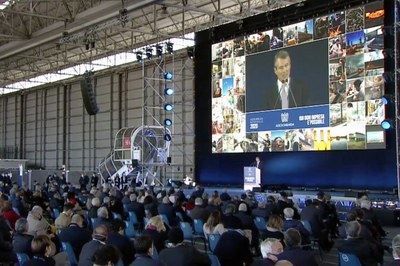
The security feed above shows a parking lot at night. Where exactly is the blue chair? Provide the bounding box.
[208,254,221,266]
[300,220,313,235]
[12,207,21,216]
[339,252,362,266]
[16,253,29,266]
[61,242,78,266]
[159,214,170,227]
[253,216,266,231]
[91,218,100,229]
[207,234,221,253]
[193,219,207,250]
[128,212,139,225]
[179,222,193,242]
[176,212,184,222]
[53,208,60,219]
[112,212,122,220]
[124,220,136,238]
[152,243,159,260]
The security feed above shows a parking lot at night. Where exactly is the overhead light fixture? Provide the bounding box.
[164,119,172,126]
[164,72,173,80]
[146,47,153,59]
[166,42,173,54]
[164,134,172,141]
[381,119,393,130]
[136,51,143,62]
[156,44,163,58]
[187,46,194,59]
[164,104,173,111]
[164,88,174,96]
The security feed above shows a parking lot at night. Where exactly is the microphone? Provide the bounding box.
[288,80,298,107]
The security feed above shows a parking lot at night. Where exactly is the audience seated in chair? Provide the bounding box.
[13,218,34,257]
[130,235,164,266]
[261,214,284,242]
[384,234,400,266]
[159,227,211,266]
[79,225,108,266]
[252,238,283,266]
[337,220,380,266]
[277,228,318,266]
[283,207,310,246]
[92,245,120,266]
[203,210,225,239]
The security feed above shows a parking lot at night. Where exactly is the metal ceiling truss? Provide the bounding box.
[0,0,303,90]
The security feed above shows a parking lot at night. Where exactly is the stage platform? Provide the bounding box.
[178,185,400,226]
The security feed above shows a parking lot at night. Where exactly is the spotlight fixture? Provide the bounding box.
[164,103,173,111]
[164,88,174,96]
[187,46,194,59]
[164,119,172,126]
[156,44,163,58]
[164,72,173,80]
[381,94,394,105]
[381,119,393,130]
[166,42,173,54]
[146,47,153,59]
[164,134,172,141]
[136,51,143,62]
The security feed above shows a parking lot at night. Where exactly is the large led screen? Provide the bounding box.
[211,2,386,153]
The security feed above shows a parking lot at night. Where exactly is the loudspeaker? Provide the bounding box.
[80,72,99,115]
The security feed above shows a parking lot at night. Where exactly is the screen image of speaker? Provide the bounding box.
[80,72,99,115]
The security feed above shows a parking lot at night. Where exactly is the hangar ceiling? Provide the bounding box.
[0,0,304,93]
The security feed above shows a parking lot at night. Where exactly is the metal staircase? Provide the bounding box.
[97,126,171,187]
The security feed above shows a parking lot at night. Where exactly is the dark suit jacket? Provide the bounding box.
[264,79,310,110]
[277,247,318,266]
[383,260,400,266]
[58,225,92,258]
[338,238,380,266]
[107,232,135,265]
[125,201,145,223]
[251,258,275,266]
[129,254,164,266]
[190,206,210,223]
[78,240,104,266]
[157,203,178,226]
[159,244,211,266]
[300,206,324,236]
[12,233,34,257]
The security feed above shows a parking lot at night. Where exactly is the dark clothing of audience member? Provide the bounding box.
[58,223,92,258]
[126,201,145,224]
[190,198,210,223]
[24,256,55,266]
[277,228,318,266]
[13,232,34,257]
[159,227,210,266]
[107,231,135,265]
[157,197,178,226]
[130,254,164,266]
[214,230,253,266]
[0,216,17,263]
[219,191,231,202]
[78,239,105,266]
[252,202,272,220]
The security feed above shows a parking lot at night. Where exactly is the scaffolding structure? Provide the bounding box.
[142,49,195,186]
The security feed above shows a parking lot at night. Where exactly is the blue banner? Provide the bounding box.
[246,105,330,132]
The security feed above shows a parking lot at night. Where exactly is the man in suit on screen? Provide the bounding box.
[264,50,310,110]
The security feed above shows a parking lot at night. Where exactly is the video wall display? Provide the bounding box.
[211,2,386,153]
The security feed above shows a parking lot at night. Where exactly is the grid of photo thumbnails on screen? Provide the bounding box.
[211,2,386,153]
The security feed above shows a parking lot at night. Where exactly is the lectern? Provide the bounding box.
[243,167,261,191]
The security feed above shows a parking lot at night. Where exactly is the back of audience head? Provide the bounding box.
[97,206,109,219]
[346,211,357,222]
[16,217,29,234]
[267,214,283,230]
[134,235,153,255]
[111,219,126,233]
[260,238,283,260]
[70,214,84,227]
[129,194,137,202]
[283,207,294,219]
[238,203,247,212]
[195,197,203,207]
[266,195,276,204]
[284,228,302,248]
[206,210,222,228]
[345,220,361,238]
[93,225,108,242]
[92,245,120,266]
[145,215,166,232]
[224,204,236,216]
[392,234,400,259]
[304,199,313,206]
[31,235,52,257]
[92,197,101,207]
